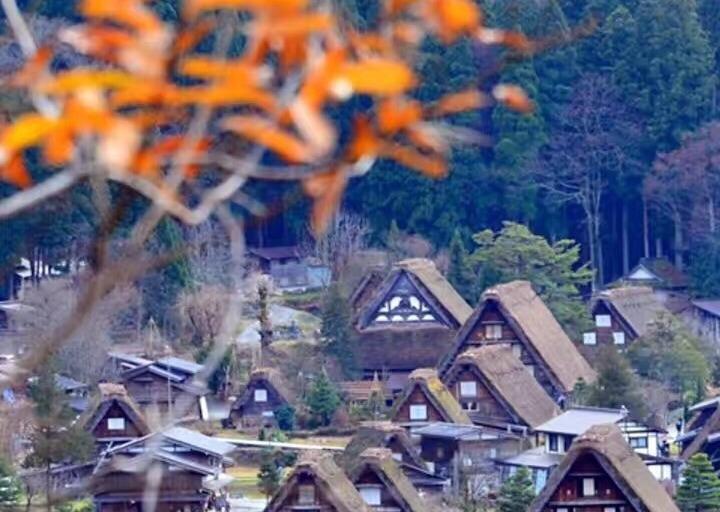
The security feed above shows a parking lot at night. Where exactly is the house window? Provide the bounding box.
[582,477,596,497]
[556,509,569,512]
[462,401,478,411]
[595,314,612,327]
[511,344,522,358]
[107,417,125,430]
[604,508,617,512]
[583,332,597,345]
[254,389,268,402]
[359,486,381,506]
[298,485,315,505]
[629,436,648,449]
[548,434,558,452]
[485,324,503,340]
[459,381,477,397]
[613,331,626,345]
[409,404,428,421]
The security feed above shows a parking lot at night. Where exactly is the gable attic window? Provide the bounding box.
[107,417,126,430]
[459,381,477,398]
[582,477,596,497]
[254,389,268,402]
[359,485,382,506]
[595,315,612,327]
[583,332,597,345]
[484,324,503,340]
[409,404,428,421]
[297,485,315,505]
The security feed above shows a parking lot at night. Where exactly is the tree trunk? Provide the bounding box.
[656,237,663,258]
[594,214,604,287]
[622,202,630,275]
[586,217,597,292]
[45,461,51,512]
[643,199,650,259]
[674,211,684,270]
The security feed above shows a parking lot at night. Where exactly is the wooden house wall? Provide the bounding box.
[461,302,559,398]
[92,402,144,440]
[124,372,200,419]
[589,301,635,348]
[93,466,205,496]
[542,454,630,511]
[354,467,404,509]
[393,385,446,423]
[443,366,514,424]
[233,378,288,421]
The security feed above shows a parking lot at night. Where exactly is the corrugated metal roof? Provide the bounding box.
[692,300,720,317]
[156,356,203,375]
[163,427,236,457]
[499,446,563,469]
[535,407,626,435]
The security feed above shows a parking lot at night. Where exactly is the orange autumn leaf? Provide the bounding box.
[377,98,423,134]
[2,154,31,188]
[385,0,420,16]
[348,116,381,160]
[172,19,215,56]
[97,118,141,171]
[333,59,416,97]
[43,127,76,166]
[177,85,276,110]
[0,114,58,154]
[39,70,139,94]
[222,115,313,163]
[381,143,447,178]
[184,0,307,19]
[178,57,260,84]
[392,22,425,46]
[302,168,348,235]
[9,46,53,88]
[493,84,534,114]
[134,136,210,177]
[297,48,347,109]
[429,0,482,42]
[81,0,163,34]
[432,89,487,116]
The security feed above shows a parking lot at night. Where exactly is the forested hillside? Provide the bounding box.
[2,0,719,301]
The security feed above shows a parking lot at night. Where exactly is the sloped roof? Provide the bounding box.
[108,426,235,460]
[247,246,302,261]
[693,299,720,318]
[452,346,559,429]
[440,281,596,392]
[535,407,626,435]
[82,383,149,436]
[155,356,203,376]
[627,258,688,289]
[530,424,679,512]
[232,367,295,412]
[337,422,424,473]
[265,451,372,512]
[681,398,720,460]
[349,448,432,512]
[121,364,209,396]
[595,286,670,338]
[392,368,471,425]
[93,450,215,480]
[339,377,389,402]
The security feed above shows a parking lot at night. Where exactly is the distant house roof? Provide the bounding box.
[693,299,720,318]
[439,280,596,393]
[55,374,88,393]
[625,258,688,289]
[155,356,204,376]
[108,426,235,460]
[594,286,671,338]
[349,448,432,512]
[450,346,559,429]
[392,368,472,425]
[413,422,491,441]
[107,352,153,369]
[247,246,302,261]
[339,377,389,403]
[120,364,209,397]
[265,452,372,512]
[534,407,627,436]
[93,449,216,480]
[682,396,720,460]
[232,367,295,412]
[499,446,563,469]
[82,383,149,437]
[530,424,680,512]
[337,422,424,474]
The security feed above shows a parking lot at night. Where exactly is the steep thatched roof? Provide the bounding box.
[337,422,424,473]
[450,346,559,429]
[265,452,372,512]
[440,281,596,393]
[232,367,295,412]
[349,448,432,512]
[627,258,688,289]
[82,383,149,436]
[392,368,471,425]
[530,424,679,512]
[681,397,720,461]
[594,286,670,338]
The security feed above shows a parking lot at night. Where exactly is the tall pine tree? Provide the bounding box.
[677,453,720,512]
[497,467,535,512]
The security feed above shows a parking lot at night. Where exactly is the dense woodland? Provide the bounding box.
[2,0,720,317]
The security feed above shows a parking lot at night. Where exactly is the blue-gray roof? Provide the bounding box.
[413,422,507,441]
[156,356,204,375]
[535,407,626,436]
[54,374,88,392]
[498,446,563,469]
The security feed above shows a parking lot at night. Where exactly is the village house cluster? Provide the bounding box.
[1,252,718,511]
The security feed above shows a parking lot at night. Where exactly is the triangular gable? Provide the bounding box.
[591,298,638,339]
[232,369,293,413]
[391,370,471,425]
[359,270,454,329]
[443,361,515,424]
[681,404,720,461]
[628,265,659,281]
[86,398,149,439]
[121,363,184,383]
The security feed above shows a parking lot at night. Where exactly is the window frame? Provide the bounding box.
[409,404,428,421]
[595,314,612,327]
[613,331,626,345]
[297,484,315,505]
[582,477,596,497]
[459,381,477,398]
[107,417,126,431]
[583,332,597,345]
[254,388,268,403]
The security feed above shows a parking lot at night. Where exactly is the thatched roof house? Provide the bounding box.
[391,368,471,425]
[230,368,295,428]
[82,383,149,447]
[587,286,670,348]
[439,281,596,399]
[265,452,372,512]
[530,424,679,512]
[348,448,433,511]
[351,258,472,379]
[443,346,559,430]
[338,422,424,472]
[679,395,720,468]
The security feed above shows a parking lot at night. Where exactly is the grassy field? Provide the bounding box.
[218,429,351,448]
[227,465,264,499]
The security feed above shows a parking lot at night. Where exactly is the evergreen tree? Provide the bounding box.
[447,230,477,303]
[470,222,593,339]
[320,284,357,377]
[274,405,296,431]
[0,457,21,506]
[257,276,273,349]
[24,366,93,511]
[677,453,720,512]
[587,346,646,418]
[497,467,535,512]
[689,234,720,298]
[305,371,341,427]
[257,450,282,502]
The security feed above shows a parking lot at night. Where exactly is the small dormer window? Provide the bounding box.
[409,404,427,421]
[359,486,382,506]
[595,315,611,327]
[485,324,502,340]
[298,485,315,505]
[254,389,268,402]
[582,477,596,497]
[459,381,477,398]
[107,417,125,430]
